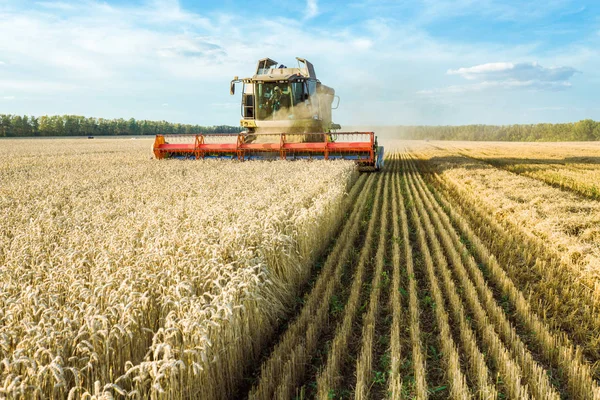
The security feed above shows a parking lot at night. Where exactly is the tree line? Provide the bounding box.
[0,114,243,137]
[2,114,600,141]
[391,119,600,141]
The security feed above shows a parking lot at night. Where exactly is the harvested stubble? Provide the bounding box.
[355,170,390,399]
[406,159,534,399]
[417,165,600,399]
[425,145,600,292]
[0,138,356,399]
[247,146,599,399]
[407,142,600,361]
[315,170,385,399]
[395,156,427,399]
[403,151,597,399]
[249,172,375,399]
[404,161,472,400]
[448,141,600,200]
[404,143,600,399]
[388,155,404,398]
[404,157,498,400]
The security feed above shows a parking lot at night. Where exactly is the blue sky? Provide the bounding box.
[0,0,599,126]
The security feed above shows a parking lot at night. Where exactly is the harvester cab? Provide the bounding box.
[154,57,384,171]
[230,57,339,135]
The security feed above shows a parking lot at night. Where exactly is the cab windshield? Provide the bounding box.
[256,82,307,120]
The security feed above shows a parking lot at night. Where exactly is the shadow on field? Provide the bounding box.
[410,153,600,177]
[473,156,600,166]
[417,155,491,173]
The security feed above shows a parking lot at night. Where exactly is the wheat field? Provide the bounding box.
[442,141,600,199]
[2,138,600,399]
[0,138,356,399]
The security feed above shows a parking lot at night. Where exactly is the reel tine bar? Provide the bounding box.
[154,132,378,167]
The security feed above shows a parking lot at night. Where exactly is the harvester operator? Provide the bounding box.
[271,86,283,111]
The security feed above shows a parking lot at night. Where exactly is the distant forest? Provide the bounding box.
[391,119,600,141]
[0,114,242,137]
[1,114,600,141]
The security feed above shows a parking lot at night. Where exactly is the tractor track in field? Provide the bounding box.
[237,152,600,400]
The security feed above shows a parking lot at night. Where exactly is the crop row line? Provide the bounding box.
[403,153,473,399]
[424,156,600,363]
[315,165,386,399]
[355,162,391,399]
[412,156,600,399]
[408,154,560,398]
[388,154,404,398]
[248,172,374,399]
[404,155,532,398]
[402,153,499,399]
[396,155,428,399]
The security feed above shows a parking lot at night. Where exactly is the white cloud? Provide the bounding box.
[0,0,597,125]
[418,79,572,95]
[447,62,515,78]
[352,38,373,51]
[2,96,16,100]
[0,4,232,87]
[418,0,575,23]
[420,61,579,97]
[528,106,567,111]
[306,0,318,19]
[0,61,5,65]
[35,2,75,11]
[447,62,578,82]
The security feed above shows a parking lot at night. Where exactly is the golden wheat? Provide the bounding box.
[0,138,356,399]
[4,139,600,399]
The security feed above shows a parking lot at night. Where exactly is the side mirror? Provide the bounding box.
[332,95,340,110]
[230,81,236,95]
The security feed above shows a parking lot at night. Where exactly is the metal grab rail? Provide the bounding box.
[153,132,376,165]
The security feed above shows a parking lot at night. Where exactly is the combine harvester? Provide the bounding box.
[153,57,384,171]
